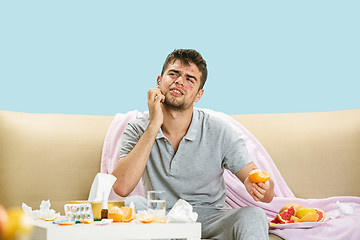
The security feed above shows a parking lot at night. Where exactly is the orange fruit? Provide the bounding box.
[108,207,136,222]
[248,169,271,183]
[279,203,303,213]
[138,214,156,223]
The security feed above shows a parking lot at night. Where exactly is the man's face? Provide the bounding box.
[157,60,204,111]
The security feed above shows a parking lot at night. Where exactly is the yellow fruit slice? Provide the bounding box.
[295,207,317,219]
[300,212,319,222]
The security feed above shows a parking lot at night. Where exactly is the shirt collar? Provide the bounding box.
[155,109,199,141]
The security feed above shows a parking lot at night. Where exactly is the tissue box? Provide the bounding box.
[69,200,124,220]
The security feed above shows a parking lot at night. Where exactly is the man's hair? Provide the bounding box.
[161,49,208,90]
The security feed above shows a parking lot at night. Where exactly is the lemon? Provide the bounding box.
[295,207,317,219]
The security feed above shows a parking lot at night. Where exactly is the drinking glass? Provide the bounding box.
[147,191,166,217]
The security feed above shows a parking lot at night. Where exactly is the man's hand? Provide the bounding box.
[235,162,274,203]
[244,177,274,203]
[147,88,165,129]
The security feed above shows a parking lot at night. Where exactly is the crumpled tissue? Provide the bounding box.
[88,173,117,201]
[22,200,60,220]
[327,201,356,219]
[167,199,198,223]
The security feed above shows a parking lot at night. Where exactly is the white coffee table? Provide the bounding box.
[30,219,201,240]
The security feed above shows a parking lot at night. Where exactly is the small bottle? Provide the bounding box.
[101,192,108,219]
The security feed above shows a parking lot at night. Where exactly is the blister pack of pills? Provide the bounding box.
[64,203,94,221]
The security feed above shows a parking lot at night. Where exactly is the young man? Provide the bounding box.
[112,49,274,239]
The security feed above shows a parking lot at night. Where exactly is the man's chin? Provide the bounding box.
[163,100,187,111]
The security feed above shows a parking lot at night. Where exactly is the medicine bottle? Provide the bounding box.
[101,192,108,219]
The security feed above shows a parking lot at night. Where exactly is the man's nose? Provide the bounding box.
[174,75,185,85]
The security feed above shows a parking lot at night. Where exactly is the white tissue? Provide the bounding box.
[167,199,198,223]
[22,200,60,219]
[88,173,117,201]
[327,201,356,220]
[336,201,355,215]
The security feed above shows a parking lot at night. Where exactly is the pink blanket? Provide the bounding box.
[101,109,360,239]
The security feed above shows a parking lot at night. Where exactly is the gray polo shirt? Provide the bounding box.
[119,108,252,210]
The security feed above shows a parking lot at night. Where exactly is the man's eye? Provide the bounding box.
[187,78,194,83]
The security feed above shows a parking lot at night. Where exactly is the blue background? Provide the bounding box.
[1,1,359,115]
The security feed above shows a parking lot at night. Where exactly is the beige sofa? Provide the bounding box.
[1,109,359,239]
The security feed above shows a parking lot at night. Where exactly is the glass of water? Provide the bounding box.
[147,190,166,217]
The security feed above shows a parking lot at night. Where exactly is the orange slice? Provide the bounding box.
[39,216,58,221]
[108,206,136,222]
[248,169,271,183]
[138,214,155,223]
[80,219,94,224]
[55,220,75,225]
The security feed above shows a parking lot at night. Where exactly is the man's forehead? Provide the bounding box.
[166,60,200,73]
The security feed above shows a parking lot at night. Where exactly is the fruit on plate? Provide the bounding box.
[314,208,325,222]
[279,202,303,213]
[248,169,271,183]
[269,203,326,225]
[295,207,317,219]
[108,206,136,222]
[270,206,297,225]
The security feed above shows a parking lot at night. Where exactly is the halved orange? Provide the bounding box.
[108,206,136,222]
[248,169,271,183]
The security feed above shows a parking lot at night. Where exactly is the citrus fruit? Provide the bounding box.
[4,208,33,238]
[295,207,317,219]
[248,169,271,183]
[108,206,136,222]
[55,220,76,225]
[314,208,325,222]
[300,212,319,222]
[138,214,156,223]
[273,206,297,224]
[0,205,9,238]
[80,219,94,224]
[39,216,58,221]
[279,203,303,213]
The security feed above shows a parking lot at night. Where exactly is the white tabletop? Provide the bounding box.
[30,219,201,240]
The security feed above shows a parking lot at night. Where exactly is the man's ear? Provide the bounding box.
[194,89,204,103]
[156,75,161,88]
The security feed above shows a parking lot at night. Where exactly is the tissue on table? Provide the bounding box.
[167,199,198,223]
[88,173,117,201]
[22,200,60,220]
[68,173,123,220]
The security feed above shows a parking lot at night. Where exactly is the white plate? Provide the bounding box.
[269,222,325,229]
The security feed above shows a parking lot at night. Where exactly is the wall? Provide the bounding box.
[1,1,359,115]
